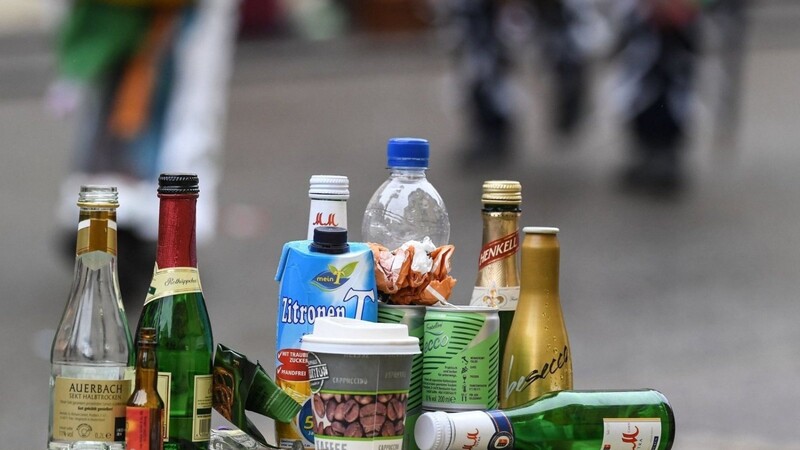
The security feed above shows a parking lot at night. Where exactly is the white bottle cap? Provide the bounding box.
[309,175,349,200]
[415,411,452,450]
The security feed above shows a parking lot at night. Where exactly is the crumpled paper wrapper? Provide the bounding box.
[368,237,457,306]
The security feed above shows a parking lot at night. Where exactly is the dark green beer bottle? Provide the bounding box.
[415,389,675,450]
[137,174,213,449]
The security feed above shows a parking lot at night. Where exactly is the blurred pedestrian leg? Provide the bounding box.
[443,0,516,166]
[707,0,748,155]
[528,0,596,136]
[611,0,701,197]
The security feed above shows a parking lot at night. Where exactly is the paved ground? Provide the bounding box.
[2,3,800,449]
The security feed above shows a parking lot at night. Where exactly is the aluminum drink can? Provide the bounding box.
[378,303,425,450]
[422,306,499,411]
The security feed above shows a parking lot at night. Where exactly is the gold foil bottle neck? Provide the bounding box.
[76,186,118,255]
[482,180,522,205]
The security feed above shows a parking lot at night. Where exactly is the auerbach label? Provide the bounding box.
[52,377,130,442]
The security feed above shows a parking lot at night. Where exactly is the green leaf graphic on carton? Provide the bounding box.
[313,262,358,291]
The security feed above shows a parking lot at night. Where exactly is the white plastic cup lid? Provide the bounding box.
[301,317,420,355]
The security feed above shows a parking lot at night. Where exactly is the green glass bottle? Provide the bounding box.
[415,389,675,450]
[136,174,213,450]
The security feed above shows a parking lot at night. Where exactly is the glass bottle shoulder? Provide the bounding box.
[51,252,132,366]
[137,291,213,348]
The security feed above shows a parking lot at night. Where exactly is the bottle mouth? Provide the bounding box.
[77,185,119,207]
[158,173,199,195]
[482,180,522,205]
[309,175,350,199]
[387,137,430,168]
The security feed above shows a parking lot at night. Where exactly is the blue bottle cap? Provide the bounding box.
[387,137,429,168]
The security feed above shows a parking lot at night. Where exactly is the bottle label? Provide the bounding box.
[192,375,213,442]
[470,286,519,310]
[126,406,162,450]
[478,231,518,271]
[76,218,117,256]
[307,199,347,240]
[52,377,130,442]
[444,410,514,450]
[156,372,172,441]
[601,419,662,450]
[144,265,202,306]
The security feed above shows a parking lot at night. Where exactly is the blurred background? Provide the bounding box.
[2,0,799,448]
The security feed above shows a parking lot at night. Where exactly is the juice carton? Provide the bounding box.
[274,228,378,449]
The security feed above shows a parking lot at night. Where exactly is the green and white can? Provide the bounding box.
[422,306,499,411]
[378,304,425,450]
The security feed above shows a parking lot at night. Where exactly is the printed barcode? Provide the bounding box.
[194,416,211,441]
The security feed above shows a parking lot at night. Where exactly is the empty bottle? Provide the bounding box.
[415,389,675,450]
[49,185,133,450]
[362,137,450,249]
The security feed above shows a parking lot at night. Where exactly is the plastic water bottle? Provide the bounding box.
[362,137,450,249]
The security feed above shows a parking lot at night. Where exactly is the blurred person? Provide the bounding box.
[438,0,516,166]
[528,0,602,135]
[435,0,607,166]
[610,0,702,197]
[46,0,239,309]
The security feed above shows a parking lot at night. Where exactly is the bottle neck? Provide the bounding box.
[477,208,520,272]
[76,208,118,257]
[519,234,560,295]
[156,193,198,268]
[308,198,348,239]
[481,204,521,214]
[389,167,427,179]
[134,344,158,390]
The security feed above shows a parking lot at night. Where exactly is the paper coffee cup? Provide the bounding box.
[301,317,420,450]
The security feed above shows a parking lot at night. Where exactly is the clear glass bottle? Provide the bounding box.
[415,389,675,450]
[136,174,213,450]
[500,227,572,409]
[307,175,349,239]
[126,328,164,450]
[49,185,134,450]
[362,137,450,249]
[469,180,522,381]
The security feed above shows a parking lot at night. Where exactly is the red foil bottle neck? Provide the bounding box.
[156,193,198,269]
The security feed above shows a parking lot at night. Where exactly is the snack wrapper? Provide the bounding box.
[369,237,457,305]
[212,344,301,447]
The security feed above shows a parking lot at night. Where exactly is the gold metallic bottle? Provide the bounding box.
[469,181,521,371]
[499,227,572,409]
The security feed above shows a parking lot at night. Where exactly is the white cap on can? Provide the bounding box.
[415,411,452,450]
[309,175,349,199]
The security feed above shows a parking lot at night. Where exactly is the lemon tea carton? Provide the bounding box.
[274,231,378,450]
